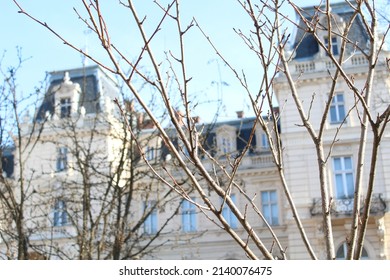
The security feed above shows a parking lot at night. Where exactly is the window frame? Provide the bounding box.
[221,194,238,229]
[216,125,236,156]
[261,190,279,226]
[56,147,68,172]
[53,199,68,227]
[221,135,233,154]
[261,133,270,149]
[332,156,354,199]
[145,146,155,161]
[181,199,197,232]
[329,93,346,124]
[143,201,158,235]
[60,97,72,118]
[324,36,339,56]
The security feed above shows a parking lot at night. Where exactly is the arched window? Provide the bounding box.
[336,242,369,259]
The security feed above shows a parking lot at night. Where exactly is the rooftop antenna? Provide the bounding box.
[82,29,92,67]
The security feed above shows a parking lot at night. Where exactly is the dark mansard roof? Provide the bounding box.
[159,114,279,161]
[292,2,369,60]
[35,65,118,122]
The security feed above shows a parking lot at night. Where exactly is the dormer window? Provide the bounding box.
[255,126,272,153]
[261,134,270,149]
[60,98,71,118]
[324,36,339,56]
[53,72,81,119]
[216,125,236,156]
[221,137,233,154]
[145,146,155,161]
[315,12,345,58]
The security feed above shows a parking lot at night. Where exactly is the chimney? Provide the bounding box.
[125,99,135,113]
[142,118,155,129]
[137,112,144,129]
[175,110,184,126]
[138,113,155,129]
[236,111,244,119]
[192,116,200,124]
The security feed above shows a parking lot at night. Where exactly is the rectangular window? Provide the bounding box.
[143,201,158,235]
[324,37,339,56]
[145,146,155,161]
[330,93,346,124]
[54,200,67,227]
[333,156,354,199]
[221,137,232,154]
[56,147,68,172]
[181,199,197,232]
[261,134,270,149]
[222,194,238,229]
[60,98,71,118]
[261,191,279,225]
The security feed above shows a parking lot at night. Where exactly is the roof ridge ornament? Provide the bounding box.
[63,71,72,84]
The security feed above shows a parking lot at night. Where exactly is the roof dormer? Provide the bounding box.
[216,125,236,155]
[291,2,368,61]
[52,72,81,118]
[315,12,346,58]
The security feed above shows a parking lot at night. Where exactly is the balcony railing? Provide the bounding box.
[242,153,275,169]
[310,194,387,217]
[202,152,275,171]
[289,53,370,75]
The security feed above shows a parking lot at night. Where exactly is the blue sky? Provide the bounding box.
[1,0,346,122]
